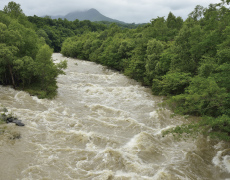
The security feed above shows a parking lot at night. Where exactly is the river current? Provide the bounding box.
[0,53,230,180]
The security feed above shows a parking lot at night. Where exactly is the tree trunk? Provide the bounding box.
[8,64,16,88]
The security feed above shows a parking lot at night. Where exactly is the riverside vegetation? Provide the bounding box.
[1,1,230,140]
[0,2,67,99]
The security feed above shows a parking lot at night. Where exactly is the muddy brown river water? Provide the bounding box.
[0,53,230,180]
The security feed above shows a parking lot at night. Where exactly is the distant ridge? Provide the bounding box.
[48,8,126,24]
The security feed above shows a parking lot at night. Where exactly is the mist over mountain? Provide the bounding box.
[47,8,126,24]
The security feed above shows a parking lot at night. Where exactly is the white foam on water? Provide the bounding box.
[115,171,154,180]
[1,54,230,180]
[223,156,230,172]
[149,110,158,118]
[213,151,222,166]
[213,150,230,174]
[14,91,27,102]
[214,142,225,150]
[31,95,47,105]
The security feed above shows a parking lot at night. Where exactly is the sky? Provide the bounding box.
[0,0,223,23]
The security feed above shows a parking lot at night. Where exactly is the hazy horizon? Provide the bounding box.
[0,0,222,23]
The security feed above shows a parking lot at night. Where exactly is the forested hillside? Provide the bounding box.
[61,1,230,140]
[27,16,108,52]
[27,15,141,52]
[48,8,126,24]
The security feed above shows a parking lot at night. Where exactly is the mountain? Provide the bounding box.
[49,8,126,24]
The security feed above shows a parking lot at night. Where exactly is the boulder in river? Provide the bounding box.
[6,117,25,126]
[0,107,25,126]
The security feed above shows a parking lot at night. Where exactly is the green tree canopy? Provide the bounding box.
[3,1,24,18]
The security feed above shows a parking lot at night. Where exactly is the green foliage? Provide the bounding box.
[3,1,24,18]
[162,121,202,140]
[163,115,230,141]
[152,72,192,95]
[212,63,230,92]
[188,5,204,21]
[167,12,183,30]
[154,44,174,75]
[145,39,165,84]
[13,56,34,87]
[198,56,218,78]
[206,115,230,140]
[27,15,107,52]
[0,2,67,99]
[95,21,144,29]
[170,77,228,117]
[33,44,67,97]
[36,29,52,47]
[124,56,146,81]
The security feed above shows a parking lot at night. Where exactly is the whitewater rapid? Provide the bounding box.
[0,53,230,180]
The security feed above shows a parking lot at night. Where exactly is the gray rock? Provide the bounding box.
[13,121,25,126]
[6,117,25,126]
[6,117,15,123]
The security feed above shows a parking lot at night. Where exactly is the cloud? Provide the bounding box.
[0,0,222,23]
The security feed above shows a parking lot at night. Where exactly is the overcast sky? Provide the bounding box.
[0,0,222,23]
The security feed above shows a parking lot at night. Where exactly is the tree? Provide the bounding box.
[3,1,24,18]
[0,2,68,98]
[145,39,164,84]
[169,21,205,74]
[149,17,169,41]
[37,29,52,47]
[35,44,67,96]
[35,44,54,89]
[166,12,177,29]
[189,5,204,21]
[152,72,192,95]
[0,44,18,87]
[171,76,228,117]
[13,56,34,88]
[0,18,23,88]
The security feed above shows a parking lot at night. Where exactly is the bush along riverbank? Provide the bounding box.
[60,1,230,141]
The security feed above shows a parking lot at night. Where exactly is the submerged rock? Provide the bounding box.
[13,120,25,126]
[6,117,25,126]
[9,131,21,140]
[0,107,25,126]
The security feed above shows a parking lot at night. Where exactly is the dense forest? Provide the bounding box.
[27,15,141,52]
[60,1,230,140]
[27,16,108,52]
[0,2,68,98]
[1,1,230,140]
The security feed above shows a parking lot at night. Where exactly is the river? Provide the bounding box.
[0,53,230,180]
